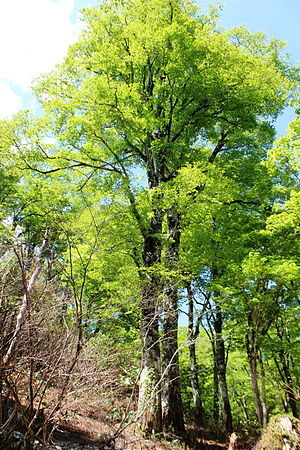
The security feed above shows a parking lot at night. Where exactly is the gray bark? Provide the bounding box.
[275,324,299,418]
[212,282,233,433]
[246,331,264,427]
[213,356,220,425]
[187,282,205,424]
[138,208,163,434]
[259,353,268,426]
[3,229,49,366]
[161,208,185,434]
[213,308,233,433]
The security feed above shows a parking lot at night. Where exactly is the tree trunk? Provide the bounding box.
[246,330,264,427]
[210,221,232,433]
[274,323,299,418]
[138,208,163,434]
[3,229,49,366]
[213,355,220,426]
[187,282,205,424]
[213,299,233,433]
[259,352,268,426]
[161,208,185,434]
[138,284,162,433]
[237,392,250,422]
[278,350,299,418]
[249,353,263,426]
[0,369,3,426]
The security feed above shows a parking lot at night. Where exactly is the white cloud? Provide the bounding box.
[0,81,22,119]
[0,0,78,89]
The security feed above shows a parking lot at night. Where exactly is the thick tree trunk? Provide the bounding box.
[213,299,233,433]
[161,208,185,434]
[0,369,3,426]
[187,282,205,424]
[138,208,163,434]
[162,283,185,433]
[138,284,162,433]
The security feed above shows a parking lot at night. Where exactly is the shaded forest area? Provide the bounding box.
[0,0,299,448]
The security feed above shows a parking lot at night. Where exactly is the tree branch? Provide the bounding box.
[3,228,50,366]
[208,132,228,163]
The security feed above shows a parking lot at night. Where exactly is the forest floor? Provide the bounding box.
[2,391,257,449]
[49,415,230,449]
[46,408,255,450]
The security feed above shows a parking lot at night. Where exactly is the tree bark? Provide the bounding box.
[213,355,220,426]
[161,208,185,434]
[213,299,233,433]
[138,208,163,434]
[3,229,49,366]
[246,329,264,427]
[249,352,263,426]
[259,352,268,426]
[274,323,299,418]
[278,350,299,418]
[138,285,162,433]
[210,220,232,433]
[187,282,205,424]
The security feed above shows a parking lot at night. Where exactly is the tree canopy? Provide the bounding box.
[0,0,299,446]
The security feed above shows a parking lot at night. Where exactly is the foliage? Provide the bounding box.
[0,0,300,444]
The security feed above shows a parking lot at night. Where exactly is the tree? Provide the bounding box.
[262,110,300,419]
[12,0,296,434]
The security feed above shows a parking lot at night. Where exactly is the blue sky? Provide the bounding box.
[219,0,300,61]
[0,0,299,135]
[215,0,300,135]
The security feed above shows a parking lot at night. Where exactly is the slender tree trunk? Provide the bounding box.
[187,282,205,424]
[281,395,289,412]
[274,321,299,418]
[213,298,233,433]
[248,349,263,426]
[246,328,264,427]
[278,350,299,418]
[161,208,185,434]
[213,355,220,426]
[138,208,163,434]
[189,342,204,423]
[3,229,49,366]
[238,393,250,422]
[259,352,268,426]
[210,220,232,433]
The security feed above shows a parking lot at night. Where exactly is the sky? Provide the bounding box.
[0,0,299,135]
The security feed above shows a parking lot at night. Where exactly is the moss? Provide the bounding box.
[256,415,300,449]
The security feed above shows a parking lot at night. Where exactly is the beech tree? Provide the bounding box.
[262,110,300,419]
[10,0,296,435]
